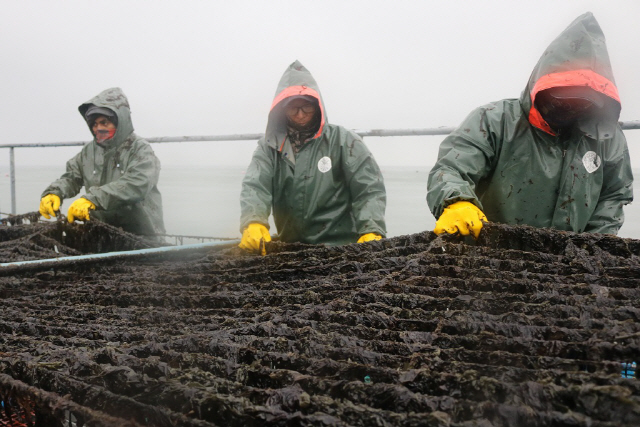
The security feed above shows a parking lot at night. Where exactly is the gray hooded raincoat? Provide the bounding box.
[42,88,165,236]
[427,13,633,235]
[240,61,387,245]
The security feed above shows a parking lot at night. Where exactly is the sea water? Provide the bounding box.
[1,164,639,240]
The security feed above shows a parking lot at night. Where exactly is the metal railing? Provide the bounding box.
[2,120,640,215]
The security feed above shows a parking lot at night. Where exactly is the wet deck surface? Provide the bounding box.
[1,221,639,426]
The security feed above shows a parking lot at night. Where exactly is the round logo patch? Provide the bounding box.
[318,156,332,173]
[582,151,601,174]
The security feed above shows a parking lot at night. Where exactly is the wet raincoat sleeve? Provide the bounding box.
[585,132,634,234]
[343,136,387,236]
[41,151,85,200]
[83,143,161,211]
[427,106,497,218]
[240,140,274,232]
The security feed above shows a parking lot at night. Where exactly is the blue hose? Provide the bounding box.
[0,239,240,269]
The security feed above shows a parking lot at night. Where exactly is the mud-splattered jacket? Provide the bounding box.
[240,61,387,245]
[427,12,633,234]
[42,88,165,236]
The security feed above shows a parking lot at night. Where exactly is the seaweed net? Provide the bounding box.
[1,222,639,426]
[0,216,159,263]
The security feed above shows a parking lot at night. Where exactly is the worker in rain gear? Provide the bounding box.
[39,87,165,238]
[239,60,387,254]
[427,12,633,238]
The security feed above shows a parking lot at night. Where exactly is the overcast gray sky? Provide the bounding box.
[2,0,640,168]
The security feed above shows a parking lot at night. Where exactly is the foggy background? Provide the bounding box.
[1,1,639,238]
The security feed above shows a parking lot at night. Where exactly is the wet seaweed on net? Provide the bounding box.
[0,223,639,426]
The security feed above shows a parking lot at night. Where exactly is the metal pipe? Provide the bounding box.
[0,239,239,270]
[147,133,264,143]
[1,121,638,219]
[157,233,238,241]
[1,120,638,148]
[0,141,87,149]
[9,147,16,215]
[354,127,457,137]
[621,120,640,130]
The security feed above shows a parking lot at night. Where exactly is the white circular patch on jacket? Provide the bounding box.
[582,151,601,174]
[318,156,332,173]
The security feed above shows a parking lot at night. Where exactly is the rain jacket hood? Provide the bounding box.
[427,13,633,235]
[522,12,621,139]
[265,60,327,155]
[240,61,386,245]
[43,88,165,238]
[79,87,135,148]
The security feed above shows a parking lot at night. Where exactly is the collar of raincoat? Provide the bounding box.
[78,87,135,150]
[265,60,328,151]
[520,12,621,139]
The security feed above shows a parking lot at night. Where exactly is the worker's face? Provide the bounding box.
[535,88,599,132]
[285,99,317,127]
[91,115,117,143]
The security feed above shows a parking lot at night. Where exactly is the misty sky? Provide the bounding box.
[2,0,639,169]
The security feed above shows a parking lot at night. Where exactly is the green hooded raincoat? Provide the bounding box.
[42,88,165,236]
[427,12,633,234]
[240,61,387,245]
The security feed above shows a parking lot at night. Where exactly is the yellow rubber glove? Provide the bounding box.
[39,194,61,219]
[434,201,488,239]
[67,198,96,223]
[357,233,382,243]
[239,223,271,255]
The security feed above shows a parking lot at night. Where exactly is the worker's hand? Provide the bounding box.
[39,194,61,219]
[67,198,96,223]
[434,201,488,239]
[357,233,382,243]
[239,223,271,256]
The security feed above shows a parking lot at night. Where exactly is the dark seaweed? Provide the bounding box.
[0,219,159,263]
[1,222,639,426]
